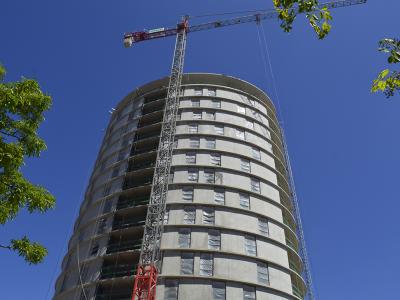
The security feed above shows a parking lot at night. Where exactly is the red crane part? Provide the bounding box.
[132,265,158,300]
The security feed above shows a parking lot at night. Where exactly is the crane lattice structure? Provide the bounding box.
[124,1,367,299]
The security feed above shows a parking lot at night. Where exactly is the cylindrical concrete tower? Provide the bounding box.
[53,73,306,300]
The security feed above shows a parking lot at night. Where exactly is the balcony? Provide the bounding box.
[112,217,146,230]
[131,145,158,156]
[133,131,160,143]
[117,196,149,210]
[100,264,137,279]
[128,161,155,172]
[107,239,142,254]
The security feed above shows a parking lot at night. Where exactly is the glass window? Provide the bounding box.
[208,229,221,250]
[173,138,179,149]
[188,168,198,182]
[251,147,261,160]
[257,263,270,285]
[102,200,113,213]
[189,137,200,148]
[103,184,111,197]
[206,111,215,120]
[192,99,200,107]
[193,112,202,120]
[243,286,256,300]
[188,124,198,133]
[169,169,174,183]
[194,88,203,96]
[210,153,221,166]
[186,152,196,164]
[245,119,254,130]
[183,206,196,224]
[181,252,194,274]
[208,88,216,96]
[240,159,251,172]
[237,105,246,114]
[212,282,226,300]
[206,138,216,149]
[203,207,215,225]
[90,242,99,256]
[204,169,215,183]
[212,100,221,109]
[239,193,250,209]
[182,186,194,201]
[178,228,191,248]
[214,125,224,135]
[214,189,225,205]
[236,128,245,140]
[266,141,273,153]
[97,218,107,234]
[258,218,269,236]
[199,253,213,276]
[164,279,179,300]
[251,178,261,193]
[244,235,257,256]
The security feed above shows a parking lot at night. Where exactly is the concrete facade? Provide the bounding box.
[53,74,306,300]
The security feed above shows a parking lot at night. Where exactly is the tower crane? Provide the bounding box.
[124,1,367,300]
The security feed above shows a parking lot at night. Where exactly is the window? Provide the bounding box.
[189,137,200,148]
[183,206,196,224]
[169,169,174,183]
[118,150,127,161]
[243,286,256,300]
[212,282,226,300]
[251,147,261,160]
[180,252,194,274]
[121,136,130,148]
[262,127,271,139]
[203,207,215,225]
[208,229,221,250]
[208,88,216,96]
[193,111,202,120]
[245,119,254,130]
[182,186,194,201]
[266,141,273,153]
[164,279,179,300]
[210,153,221,166]
[206,138,216,149]
[240,159,251,172]
[212,100,221,109]
[186,152,196,164]
[258,218,269,236]
[176,112,181,121]
[236,128,245,140]
[204,169,215,183]
[206,111,215,120]
[111,167,119,178]
[199,253,213,276]
[188,168,198,182]
[178,228,191,248]
[239,193,250,209]
[214,189,225,205]
[103,184,111,197]
[102,200,113,213]
[251,178,261,193]
[192,99,200,107]
[214,125,224,135]
[237,105,246,114]
[97,218,107,234]
[164,209,169,224]
[188,124,198,133]
[90,242,99,256]
[244,235,257,256]
[194,88,203,96]
[257,263,270,285]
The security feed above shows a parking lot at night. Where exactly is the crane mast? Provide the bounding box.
[124,1,366,299]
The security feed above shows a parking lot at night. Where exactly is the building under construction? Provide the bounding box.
[53,73,307,300]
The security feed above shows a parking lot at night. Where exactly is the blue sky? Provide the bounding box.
[1,0,399,299]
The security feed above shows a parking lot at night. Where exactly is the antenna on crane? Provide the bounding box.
[124,1,367,299]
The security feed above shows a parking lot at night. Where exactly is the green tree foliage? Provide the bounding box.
[272,0,332,39]
[0,63,55,264]
[371,39,400,98]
